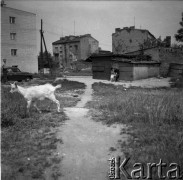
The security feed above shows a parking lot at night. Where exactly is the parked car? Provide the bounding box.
[1,66,33,82]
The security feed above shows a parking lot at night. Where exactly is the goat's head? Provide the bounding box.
[10,82,18,93]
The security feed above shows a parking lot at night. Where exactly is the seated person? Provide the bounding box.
[110,68,118,82]
[114,69,120,82]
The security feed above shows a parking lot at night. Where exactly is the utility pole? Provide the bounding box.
[40,19,43,74]
[39,19,51,75]
[42,33,51,74]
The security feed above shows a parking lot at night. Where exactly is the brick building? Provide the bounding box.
[1,4,38,73]
[52,34,99,68]
[112,26,157,54]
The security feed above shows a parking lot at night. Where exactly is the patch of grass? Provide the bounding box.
[88,82,183,178]
[65,71,92,76]
[54,79,86,92]
[32,73,59,79]
[170,75,183,88]
[1,87,27,127]
[25,78,86,92]
[1,110,64,179]
[1,79,86,179]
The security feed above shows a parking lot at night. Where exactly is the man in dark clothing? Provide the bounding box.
[114,68,120,82]
[1,59,8,83]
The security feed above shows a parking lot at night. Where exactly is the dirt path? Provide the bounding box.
[57,77,127,180]
[58,76,170,88]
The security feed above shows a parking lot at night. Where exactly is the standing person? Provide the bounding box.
[1,59,8,83]
[69,52,74,70]
[72,54,77,71]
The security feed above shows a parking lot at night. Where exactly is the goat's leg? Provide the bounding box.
[27,100,32,114]
[48,94,61,112]
[33,101,41,113]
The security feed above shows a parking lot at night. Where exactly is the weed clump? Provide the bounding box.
[89,82,183,177]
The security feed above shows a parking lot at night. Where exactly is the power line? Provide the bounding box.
[42,21,72,35]
[74,20,75,36]
[44,30,61,36]
[99,42,111,47]
[35,20,113,50]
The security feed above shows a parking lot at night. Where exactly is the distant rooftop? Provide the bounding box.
[87,53,160,64]
[112,26,156,39]
[1,4,36,15]
[52,34,98,45]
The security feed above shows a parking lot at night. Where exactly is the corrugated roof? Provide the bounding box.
[112,59,160,64]
[90,52,150,59]
[87,52,160,64]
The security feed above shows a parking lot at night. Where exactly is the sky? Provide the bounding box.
[5,0,183,55]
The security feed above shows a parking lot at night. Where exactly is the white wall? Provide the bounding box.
[1,6,38,73]
[112,29,155,54]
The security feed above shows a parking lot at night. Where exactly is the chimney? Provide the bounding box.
[123,27,129,30]
[84,34,91,37]
[130,26,135,29]
[69,35,75,40]
[115,28,121,32]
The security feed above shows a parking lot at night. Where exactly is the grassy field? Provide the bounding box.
[1,79,86,180]
[87,83,183,179]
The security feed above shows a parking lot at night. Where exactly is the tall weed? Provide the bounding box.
[90,83,183,178]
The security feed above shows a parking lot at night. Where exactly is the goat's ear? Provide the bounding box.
[14,81,17,87]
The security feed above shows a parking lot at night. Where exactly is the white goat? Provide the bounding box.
[10,82,61,113]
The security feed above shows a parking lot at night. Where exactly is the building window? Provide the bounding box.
[9,17,16,24]
[54,54,59,61]
[11,49,17,56]
[10,33,16,40]
[55,47,59,53]
[75,45,78,51]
